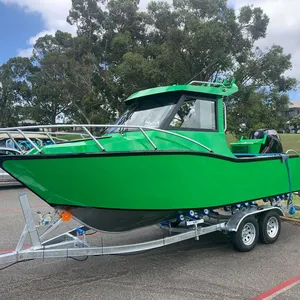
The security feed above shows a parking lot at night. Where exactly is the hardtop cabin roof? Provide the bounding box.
[125,79,238,102]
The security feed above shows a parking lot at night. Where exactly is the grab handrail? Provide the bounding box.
[6,132,24,152]
[286,149,300,156]
[189,80,225,87]
[223,102,227,132]
[0,124,213,154]
[17,129,42,153]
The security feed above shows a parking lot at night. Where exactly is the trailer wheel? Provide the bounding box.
[258,211,281,244]
[231,216,259,252]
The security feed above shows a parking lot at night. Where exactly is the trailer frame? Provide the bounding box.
[0,193,286,267]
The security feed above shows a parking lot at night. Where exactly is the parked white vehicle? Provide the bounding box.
[0,167,21,187]
[0,147,22,187]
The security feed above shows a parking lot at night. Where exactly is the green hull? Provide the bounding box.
[1,152,299,210]
[0,80,297,231]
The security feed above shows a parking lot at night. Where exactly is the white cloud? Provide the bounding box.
[0,0,76,57]
[139,0,150,10]
[16,30,56,58]
[234,0,300,82]
[27,30,56,46]
[0,0,74,30]
[17,47,34,58]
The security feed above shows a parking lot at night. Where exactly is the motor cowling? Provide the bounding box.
[249,129,283,154]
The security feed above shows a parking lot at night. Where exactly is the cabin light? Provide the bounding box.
[60,211,72,222]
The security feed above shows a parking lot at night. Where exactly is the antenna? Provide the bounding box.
[184,53,222,85]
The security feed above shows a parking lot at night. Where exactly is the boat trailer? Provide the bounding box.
[0,193,294,267]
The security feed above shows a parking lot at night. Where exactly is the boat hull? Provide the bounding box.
[1,151,300,231]
[58,205,180,232]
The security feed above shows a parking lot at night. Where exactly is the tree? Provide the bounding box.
[289,115,300,133]
[105,1,273,99]
[227,45,297,136]
[29,30,119,124]
[0,57,36,127]
[0,0,296,132]
[29,52,72,124]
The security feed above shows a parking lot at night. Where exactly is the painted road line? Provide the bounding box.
[253,275,300,300]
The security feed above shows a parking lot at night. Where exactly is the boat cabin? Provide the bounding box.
[109,79,282,157]
[107,79,238,156]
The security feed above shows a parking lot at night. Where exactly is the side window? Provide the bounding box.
[169,98,216,130]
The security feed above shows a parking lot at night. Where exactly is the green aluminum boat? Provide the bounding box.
[0,79,299,232]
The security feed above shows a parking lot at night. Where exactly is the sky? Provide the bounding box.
[0,0,300,99]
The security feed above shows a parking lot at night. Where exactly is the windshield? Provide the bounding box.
[109,98,176,133]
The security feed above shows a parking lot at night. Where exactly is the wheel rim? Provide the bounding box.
[267,216,279,238]
[242,222,256,246]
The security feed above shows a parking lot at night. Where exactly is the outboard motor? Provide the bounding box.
[249,129,283,154]
[230,129,283,155]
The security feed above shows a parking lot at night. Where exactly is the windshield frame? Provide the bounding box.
[109,92,219,133]
[108,93,182,133]
[164,94,219,132]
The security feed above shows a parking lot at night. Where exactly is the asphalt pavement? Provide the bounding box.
[0,188,300,300]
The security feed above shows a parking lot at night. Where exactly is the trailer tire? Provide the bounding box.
[258,211,281,244]
[231,216,259,252]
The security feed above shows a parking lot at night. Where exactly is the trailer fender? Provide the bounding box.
[225,207,284,232]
